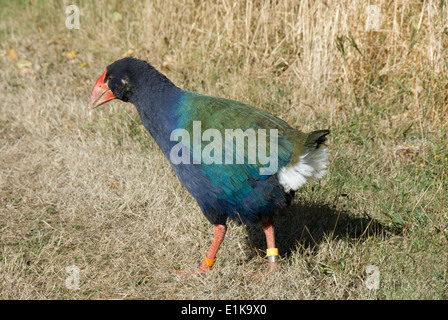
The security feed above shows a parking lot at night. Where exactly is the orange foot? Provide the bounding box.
[169,262,211,276]
[267,261,279,272]
[245,262,280,280]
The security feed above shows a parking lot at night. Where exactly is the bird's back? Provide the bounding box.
[165,91,328,225]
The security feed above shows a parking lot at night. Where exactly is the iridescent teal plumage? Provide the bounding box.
[169,91,322,225]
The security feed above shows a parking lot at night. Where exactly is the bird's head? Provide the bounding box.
[90,57,148,108]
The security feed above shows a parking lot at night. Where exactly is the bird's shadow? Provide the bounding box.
[244,200,388,259]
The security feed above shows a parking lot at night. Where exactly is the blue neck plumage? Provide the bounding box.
[132,75,182,157]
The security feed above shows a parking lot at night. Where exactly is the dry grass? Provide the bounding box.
[0,0,447,299]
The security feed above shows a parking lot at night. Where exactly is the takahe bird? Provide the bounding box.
[90,57,329,274]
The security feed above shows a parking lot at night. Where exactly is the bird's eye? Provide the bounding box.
[106,75,113,82]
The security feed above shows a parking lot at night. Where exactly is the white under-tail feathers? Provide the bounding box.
[278,146,329,192]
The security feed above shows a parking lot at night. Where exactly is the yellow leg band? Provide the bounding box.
[203,256,217,267]
[266,248,279,257]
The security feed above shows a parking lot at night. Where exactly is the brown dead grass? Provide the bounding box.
[0,0,447,299]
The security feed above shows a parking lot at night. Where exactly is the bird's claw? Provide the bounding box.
[169,263,212,276]
[245,262,280,280]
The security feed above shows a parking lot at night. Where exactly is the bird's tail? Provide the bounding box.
[304,130,330,152]
[278,129,330,193]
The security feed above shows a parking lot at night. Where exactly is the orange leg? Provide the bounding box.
[171,224,227,275]
[261,217,279,272]
[198,224,227,273]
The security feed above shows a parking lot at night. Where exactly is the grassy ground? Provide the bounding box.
[0,0,447,299]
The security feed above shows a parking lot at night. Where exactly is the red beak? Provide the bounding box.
[90,70,116,108]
